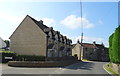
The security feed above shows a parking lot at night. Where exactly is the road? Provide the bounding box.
[1,61,111,76]
[52,61,109,74]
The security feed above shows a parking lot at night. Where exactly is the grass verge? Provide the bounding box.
[82,59,90,61]
[104,63,120,76]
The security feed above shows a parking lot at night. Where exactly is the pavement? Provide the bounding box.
[0,61,111,76]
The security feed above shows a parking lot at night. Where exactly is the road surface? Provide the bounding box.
[1,61,111,76]
[52,61,109,74]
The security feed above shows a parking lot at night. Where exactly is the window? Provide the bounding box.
[85,48,87,51]
[64,39,66,44]
[49,31,52,39]
[55,34,58,41]
[60,37,62,42]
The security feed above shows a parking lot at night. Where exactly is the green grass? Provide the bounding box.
[82,59,90,61]
[0,49,15,53]
[105,63,120,76]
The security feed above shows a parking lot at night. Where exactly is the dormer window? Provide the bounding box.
[55,34,59,41]
[60,37,62,42]
[67,40,69,44]
[64,39,66,44]
[48,31,52,39]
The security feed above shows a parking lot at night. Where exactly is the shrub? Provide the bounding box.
[15,55,45,61]
[109,26,120,63]
[112,26,120,63]
[109,33,114,62]
[0,50,16,63]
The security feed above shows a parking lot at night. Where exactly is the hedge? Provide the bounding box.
[0,50,16,63]
[112,26,120,63]
[109,33,114,62]
[15,55,45,61]
[109,26,120,63]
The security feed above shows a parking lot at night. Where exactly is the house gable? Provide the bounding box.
[72,43,81,60]
[9,15,47,56]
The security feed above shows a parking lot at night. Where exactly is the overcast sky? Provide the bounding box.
[0,1,118,47]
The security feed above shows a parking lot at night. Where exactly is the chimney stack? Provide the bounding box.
[39,20,43,24]
[93,41,96,44]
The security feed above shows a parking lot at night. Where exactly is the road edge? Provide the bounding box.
[103,63,113,76]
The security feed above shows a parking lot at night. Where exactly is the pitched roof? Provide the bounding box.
[28,15,49,30]
[9,15,72,43]
[94,44,104,49]
[81,43,95,48]
[72,44,77,48]
[9,15,49,39]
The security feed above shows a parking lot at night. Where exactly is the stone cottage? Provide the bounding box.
[72,41,109,61]
[9,15,72,59]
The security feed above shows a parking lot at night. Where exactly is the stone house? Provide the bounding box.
[9,15,72,59]
[72,41,109,61]
[72,40,82,60]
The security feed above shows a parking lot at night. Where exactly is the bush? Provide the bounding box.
[109,26,120,63]
[112,26,120,63]
[15,55,45,61]
[0,50,16,63]
[109,33,114,62]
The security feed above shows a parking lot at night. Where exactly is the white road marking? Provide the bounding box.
[103,63,113,76]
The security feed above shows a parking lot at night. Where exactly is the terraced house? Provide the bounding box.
[9,15,72,58]
[72,41,109,61]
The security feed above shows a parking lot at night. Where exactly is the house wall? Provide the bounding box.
[58,42,64,57]
[72,43,81,60]
[82,48,97,60]
[10,16,47,56]
[0,37,6,49]
[47,37,72,58]
[47,38,58,57]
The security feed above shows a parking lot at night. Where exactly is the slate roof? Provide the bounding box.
[72,44,77,48]
[9,15,72,44]
[28,15,49,30]
[94,44,105,49]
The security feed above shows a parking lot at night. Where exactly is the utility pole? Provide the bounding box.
[80,0,83,60]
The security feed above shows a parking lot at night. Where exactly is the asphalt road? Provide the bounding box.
[52,61,109,74]
[1,61,111,76]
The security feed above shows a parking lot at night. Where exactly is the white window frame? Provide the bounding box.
[55,34,59,41]
[49,31,52,39]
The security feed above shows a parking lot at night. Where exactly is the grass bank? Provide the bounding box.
[104,63,120,76]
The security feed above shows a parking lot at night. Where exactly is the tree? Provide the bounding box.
[112,26,120,63]
[4,40,9,48]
